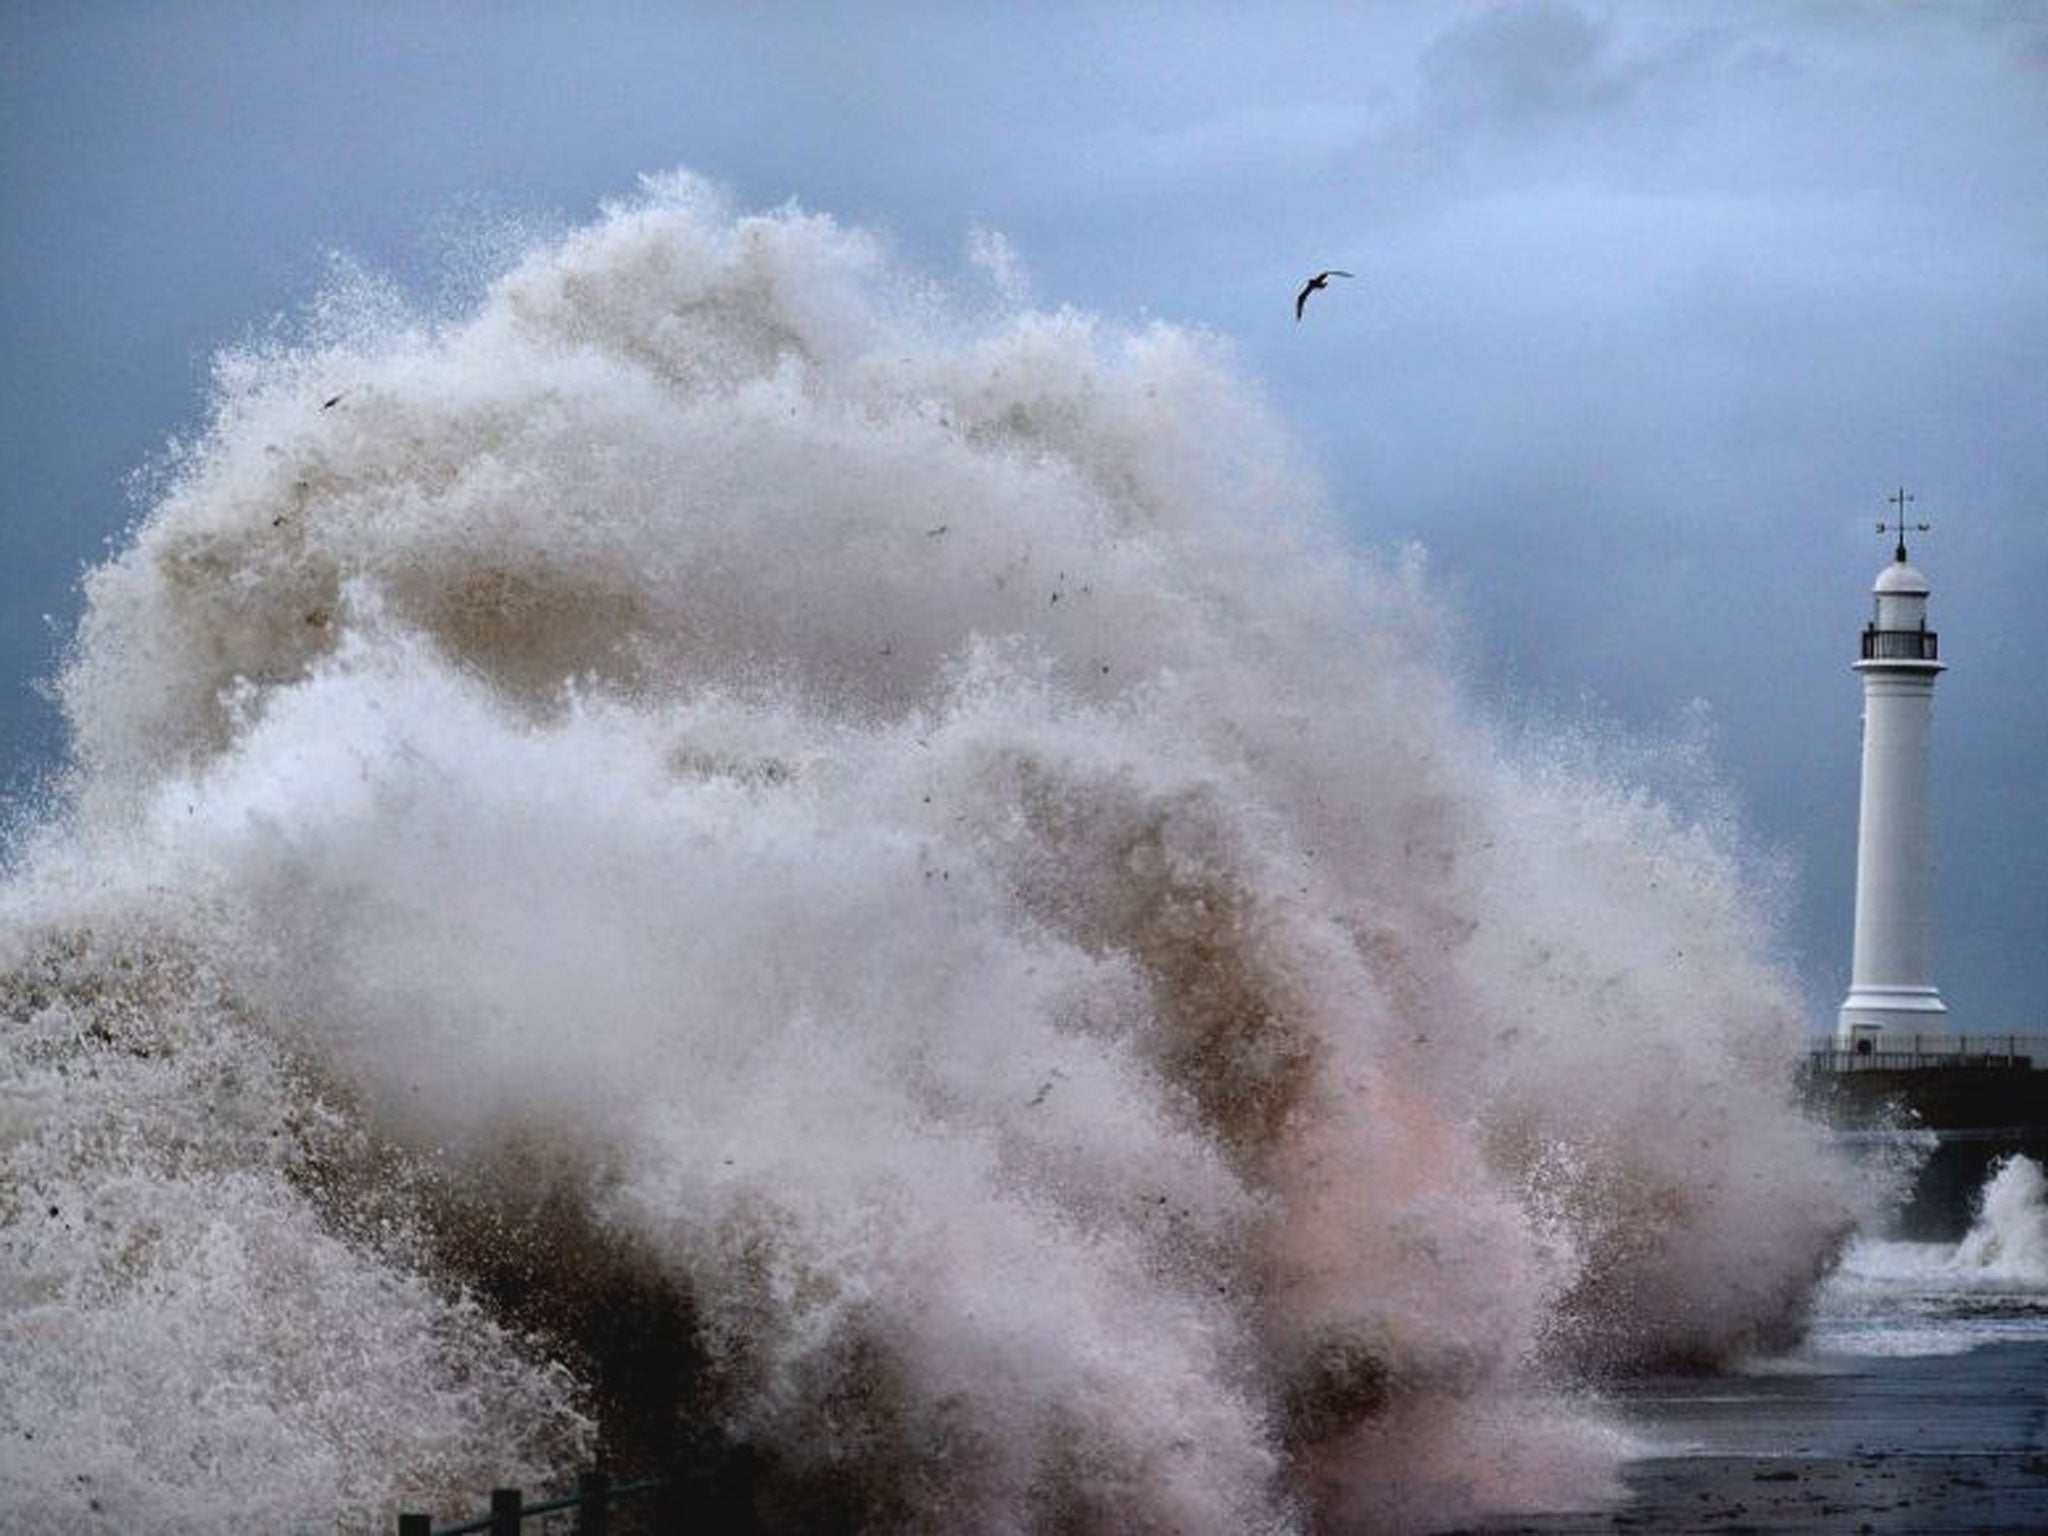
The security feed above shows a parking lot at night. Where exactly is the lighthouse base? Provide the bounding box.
[1836,985,1949,1052]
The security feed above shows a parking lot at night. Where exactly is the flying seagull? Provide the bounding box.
[1294,270,1353,322]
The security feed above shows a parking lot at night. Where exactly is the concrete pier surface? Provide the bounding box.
[1456,1340,2048,1533]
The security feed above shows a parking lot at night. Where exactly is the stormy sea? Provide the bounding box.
[6,173,2031,1533]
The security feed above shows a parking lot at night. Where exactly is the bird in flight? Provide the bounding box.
[1295,270,1353,321]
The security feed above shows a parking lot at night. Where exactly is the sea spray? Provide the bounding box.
[2,172,1868,1531]
[1953,1155,2048,1282]
[1813,1156,2048,1358]
[0,922,593,1529]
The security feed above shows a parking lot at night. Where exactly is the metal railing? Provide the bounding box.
[397,1471,667,1536]
[1860,627,1938,661]
[1809,1033,2048,1072]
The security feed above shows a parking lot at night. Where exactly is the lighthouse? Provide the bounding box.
[1837,489,1948,1051]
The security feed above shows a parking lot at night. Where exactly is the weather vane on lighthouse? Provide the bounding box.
[1877,485,1932,563]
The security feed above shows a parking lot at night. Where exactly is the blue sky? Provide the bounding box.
[3,1,2044,1031]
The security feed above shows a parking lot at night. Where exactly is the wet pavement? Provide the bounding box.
[1455,1342,2048,1533]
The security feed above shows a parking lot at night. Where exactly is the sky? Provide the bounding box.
[2,1,2044,1035]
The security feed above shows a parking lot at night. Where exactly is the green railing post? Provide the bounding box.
[490,1487,522,1536]
[578,1469,612,1536]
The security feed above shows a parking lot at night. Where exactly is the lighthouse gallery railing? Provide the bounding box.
[1860,627,1939,661]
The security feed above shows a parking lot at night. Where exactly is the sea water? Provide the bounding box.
[1,173,1881,1533]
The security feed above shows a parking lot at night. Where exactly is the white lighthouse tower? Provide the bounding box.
[1837,489,1948,1052]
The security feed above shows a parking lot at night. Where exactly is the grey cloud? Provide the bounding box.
[1422,0,1634,132]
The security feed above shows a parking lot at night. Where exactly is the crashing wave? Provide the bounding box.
[1,172,1864,1532]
